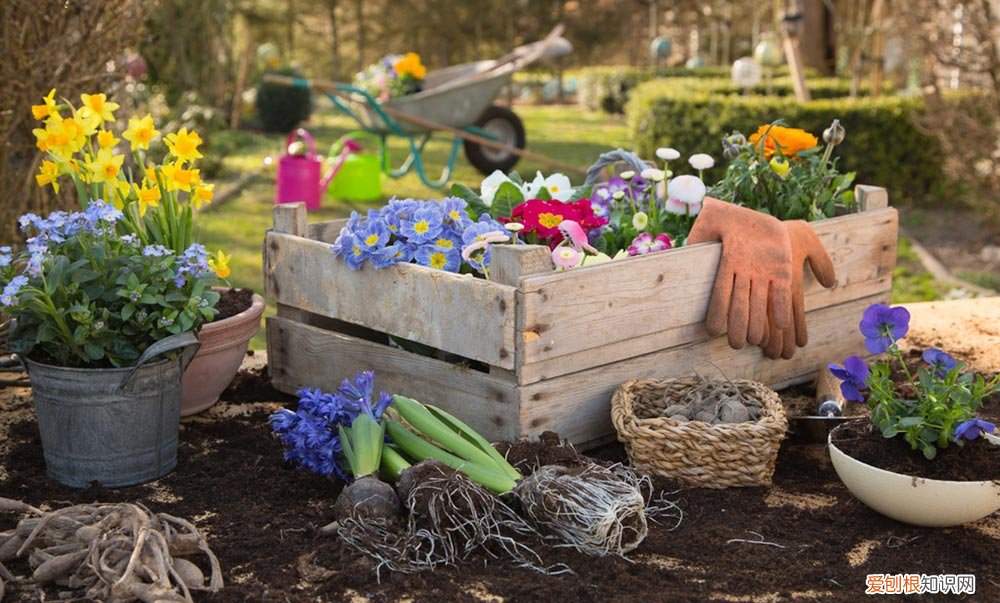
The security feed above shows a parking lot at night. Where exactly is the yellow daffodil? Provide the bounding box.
[106,179,131,209]
[80,93,119,123]
[161,161,199,192]
[164,128,204,163]
[86,148,125,184]
[35,160,61,194]
[135,182,161,216]
[123,114,159,151]
[31,89,58,121]
[208,249,231,278]
[145,165,159,185]
[72,107,101,136]
[191,183,215,209]
[34,114,85,160]
[96,130,119,149]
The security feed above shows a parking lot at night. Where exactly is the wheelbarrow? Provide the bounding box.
[263,26,583,189]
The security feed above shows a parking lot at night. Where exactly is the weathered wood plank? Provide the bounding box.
[273,203,307,236]
[267,317,520,441]
[856,185,889,210]
[265,231,518,369]
[517,208,897,380]
[518,293,887,446]
[490,245,552,287]
[308,219,348,243]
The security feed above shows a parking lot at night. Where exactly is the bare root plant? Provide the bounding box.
[0,497,221,602]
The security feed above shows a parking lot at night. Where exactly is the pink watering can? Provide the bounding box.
[276,128,361,211]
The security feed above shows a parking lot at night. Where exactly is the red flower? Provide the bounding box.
[508,199,607,246]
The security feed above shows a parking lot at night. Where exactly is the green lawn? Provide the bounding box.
[194,104,946,350]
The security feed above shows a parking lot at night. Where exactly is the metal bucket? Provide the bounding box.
[23,333,200,488]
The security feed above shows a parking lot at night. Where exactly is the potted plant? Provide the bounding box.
[1,203,217,487]
[29,89,265,415]
[827,303,1000,527]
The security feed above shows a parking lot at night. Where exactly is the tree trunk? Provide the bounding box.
[355,0,365,74]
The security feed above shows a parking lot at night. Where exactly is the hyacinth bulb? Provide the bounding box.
[823,119,846,146]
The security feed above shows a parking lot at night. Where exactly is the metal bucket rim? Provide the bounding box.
[22,356,174,375]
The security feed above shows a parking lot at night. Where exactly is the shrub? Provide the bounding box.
[255,67,313,134]
[625,78,978,201]
[577,65,823,114]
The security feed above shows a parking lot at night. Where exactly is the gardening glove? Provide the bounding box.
[760,220,837,359]
[687,197,793,349]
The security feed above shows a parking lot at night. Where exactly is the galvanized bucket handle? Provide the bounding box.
[117,332,201,395]
[583,149,653,186]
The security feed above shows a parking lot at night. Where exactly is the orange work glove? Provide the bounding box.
[687,197,793,349]
[760,220,837,359]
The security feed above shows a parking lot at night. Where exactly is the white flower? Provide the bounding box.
[640,168,666,182]
[632,211,649,230]
[541,172,574,202]
[620,170,635,180]
[504,222,525,233]
[656,147,680,161]
[688,153,715,171]
[521,171,545,198]
[480,170,511,207]
[664,175,707,215]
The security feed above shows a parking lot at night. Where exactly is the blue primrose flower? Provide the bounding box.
[371,242,414,269]
[953,417,997,442]
[400,205,444,244]
[828,355,870,402]
[439,196,471,226]
[922,348,958,378]
[461,214,507,246]
[415,244,460,272]
[336,231,369,270]
[354,219,390,253]
[859,303,910,354]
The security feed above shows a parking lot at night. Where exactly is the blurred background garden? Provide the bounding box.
[4,0,1000,349]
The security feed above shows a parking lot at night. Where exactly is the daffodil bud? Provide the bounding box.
[823,119,845,146]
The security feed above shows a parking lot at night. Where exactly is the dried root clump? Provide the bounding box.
[514,463,652,557]
[335,461,568,578]
[0,497,222,602]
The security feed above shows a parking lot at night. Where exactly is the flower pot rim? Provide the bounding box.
[828,420,1000,487]
[202,288,265,329]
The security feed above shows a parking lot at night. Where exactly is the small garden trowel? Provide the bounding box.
[788,365,853,443]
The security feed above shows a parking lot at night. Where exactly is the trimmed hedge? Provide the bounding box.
[578,65,823,114]
[625,78,977,201]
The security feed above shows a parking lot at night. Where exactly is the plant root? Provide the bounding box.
[335,461,570,579]
[0,499,222,601]
[514,462,651,557]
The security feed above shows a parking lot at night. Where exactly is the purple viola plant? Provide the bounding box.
[270,370,393,481]
[829,303,1000,459]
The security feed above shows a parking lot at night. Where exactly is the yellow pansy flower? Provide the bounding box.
[191,183,215,209]
[80,93,119,123]
[31,89,58,121]
[208,249,231,278]
[134,182,161,216]
[96,130,120,149]
[123,114,159,151]
[86,148,125,184]
[164,128,203,163]
[35,160,61,194]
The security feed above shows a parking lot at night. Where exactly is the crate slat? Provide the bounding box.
[517,292,887,445]
[516,208,897,382]
[265,231,518,369]
[267,316,520,441]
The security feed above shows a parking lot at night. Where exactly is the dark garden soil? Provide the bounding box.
[213,287,255,321]
[2,366,1000,603]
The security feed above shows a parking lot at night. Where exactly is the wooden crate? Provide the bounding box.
[265,186,896,448]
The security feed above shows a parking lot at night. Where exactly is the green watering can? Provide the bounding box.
[327,131,383,203]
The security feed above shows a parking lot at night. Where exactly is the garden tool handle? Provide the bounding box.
[583,149,653,185]
[815,365,846,407]
[117,332,201,394]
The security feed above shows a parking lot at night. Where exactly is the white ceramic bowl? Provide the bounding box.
[828,433,1000,527]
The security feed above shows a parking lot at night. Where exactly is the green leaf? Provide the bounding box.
[490,181,524,219]
[534,186,552,201]
[450,182,489,219]
[507,171,524,186]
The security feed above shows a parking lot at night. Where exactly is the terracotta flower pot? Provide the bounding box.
[180,291,265,416]
[828,425,1000,528]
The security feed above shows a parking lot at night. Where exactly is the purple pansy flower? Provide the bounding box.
[859,303,910,354]
[953,417,996,442]
[922,348,958,378]
[828,355,870,402]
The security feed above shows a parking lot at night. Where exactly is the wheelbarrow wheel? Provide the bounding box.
[464,105,525,175]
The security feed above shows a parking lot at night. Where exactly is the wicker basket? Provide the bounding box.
[611,378,788,488]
